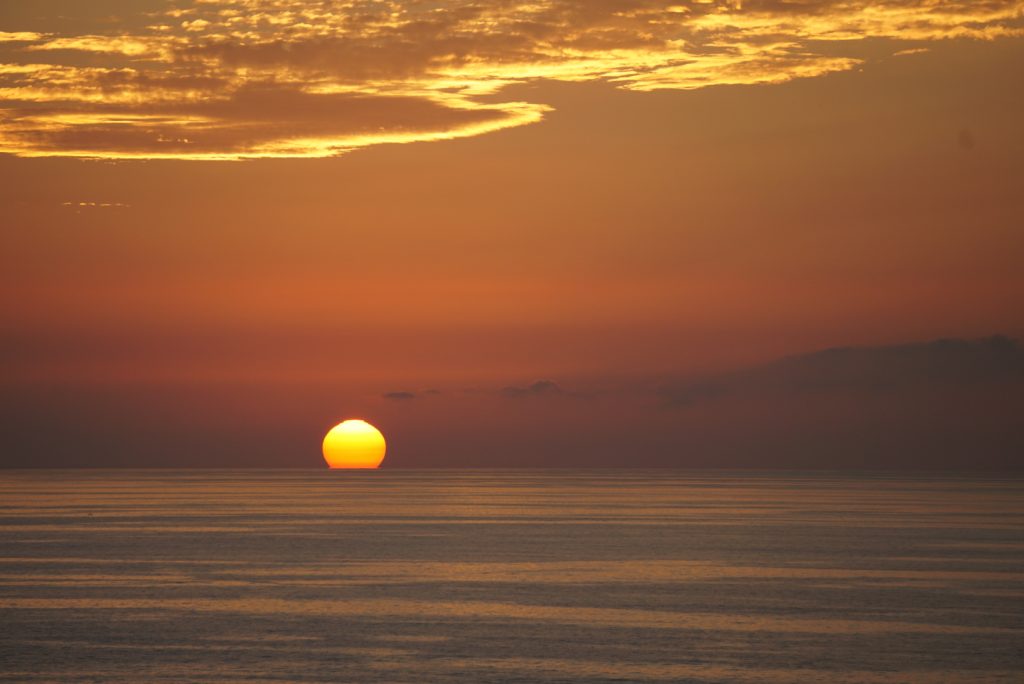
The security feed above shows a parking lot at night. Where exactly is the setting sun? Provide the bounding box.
[2,1,1023,681]
[322,420,386,469]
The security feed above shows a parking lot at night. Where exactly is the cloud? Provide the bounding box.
[4,336,1021,468]
[500,379,563,398]
[958,128,976,150]
[893,47,930,57]
[660,335,1024,406]
[0,83,540,159]
[28,35,162,57]
[61,200,130,210]
[648,335,1024,469]
[0,32,45,43]
[383,391,417,401]
[1,1,1022,159]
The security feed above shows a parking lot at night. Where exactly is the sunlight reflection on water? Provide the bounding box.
[1,470,1021,682]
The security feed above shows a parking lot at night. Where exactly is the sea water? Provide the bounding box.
[0,470,1021,682]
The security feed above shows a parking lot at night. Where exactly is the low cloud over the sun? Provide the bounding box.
[1,0,1022,159]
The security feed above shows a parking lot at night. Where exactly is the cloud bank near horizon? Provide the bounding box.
[659,335,1024,406]
[4,335,1021,469]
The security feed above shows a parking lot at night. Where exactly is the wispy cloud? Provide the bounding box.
[61,201,131,210]
[1,1,1021,159]
[500,379,563,398]
[383,391,417,401]
[0,31,45,43]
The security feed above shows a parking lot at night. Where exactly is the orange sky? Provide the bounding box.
[1,1,1023,467]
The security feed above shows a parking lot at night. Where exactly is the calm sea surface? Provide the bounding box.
[0,470,1021,682]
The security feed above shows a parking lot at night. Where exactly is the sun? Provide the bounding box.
[322,420,386,469]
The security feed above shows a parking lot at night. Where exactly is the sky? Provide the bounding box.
[1,0,1023,468]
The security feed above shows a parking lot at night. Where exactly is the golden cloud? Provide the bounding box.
[0,0,1021,159]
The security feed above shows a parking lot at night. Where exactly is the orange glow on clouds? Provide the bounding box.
[322,420,387,469]
[0,1,1021,159]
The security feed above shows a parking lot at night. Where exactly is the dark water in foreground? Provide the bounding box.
[0,470,1021,683]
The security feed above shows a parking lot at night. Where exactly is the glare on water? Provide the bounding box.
[0,470,1021,682]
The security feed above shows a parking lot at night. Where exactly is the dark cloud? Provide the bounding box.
[660,335,1024,406]
[500,379,563,398]
[958,128,976,150]
[383,391,417,401]
[2,337,1022,469]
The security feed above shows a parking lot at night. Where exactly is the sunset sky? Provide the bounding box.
[2,1,1022,468]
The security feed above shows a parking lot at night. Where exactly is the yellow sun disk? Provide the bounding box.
[322,420,386,469]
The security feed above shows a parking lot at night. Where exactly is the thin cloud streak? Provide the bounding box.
[383,391,417,401]
[500,379,563,398]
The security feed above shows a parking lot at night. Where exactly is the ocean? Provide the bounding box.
[0,470,1021,682]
